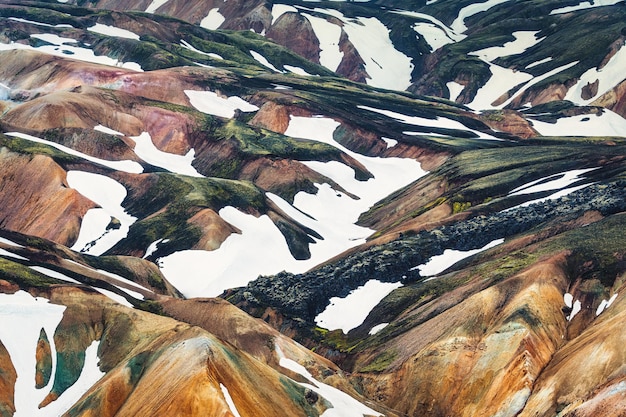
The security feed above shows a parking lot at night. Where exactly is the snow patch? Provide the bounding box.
[415,238,504,277]
[67,171,137,255]
[88,23,140,40]
[185,89,259,118]
[567,299,582,321]
[469,31,543,62]
[451,0,512,34]
[596,293,618,316]
[530,110,626,137]
[200,8,225,30]
[509,168,598,196]
[302,12,343,72]
[315,280,403,333]
[0,237,24,247]
[145,0,169,13]
[369,323,389,335]
[180,39,223,59]
[220,384,243,417]
[250,49,282,72]
[0,248,28,261]
[131,131,203,177]
[29,266,81,284]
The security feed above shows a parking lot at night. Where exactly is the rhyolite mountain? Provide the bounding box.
[1,0,626,416]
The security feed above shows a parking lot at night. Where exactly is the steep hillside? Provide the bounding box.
[0,1,626,416]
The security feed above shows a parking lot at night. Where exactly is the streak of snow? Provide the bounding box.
[185,89,259,118]
[200,8,225,30]
[451,0,512,34]
[95,268,152,296]
[315,280,402,333]
[567,299,582,321]
[8,17,73,28]
[131,131,203,177]
[369,323,389,335]
[180,39,223,59]
[276,346,382,417]
[509,168,599,196]
[6,131,144,173]
[284,65,313,76]
[143,238,170,259]
[67,171,137,255]
[565,41,626,105]
[94,288,134,307]
[0,248,28,260]
[550,0,623,15]
[358,105,501,139]
[0,237,24,247]
[302,12,343,72]
[145,0,169,13]
[29,266,81,284]
[88,23,140,40]
[469,31,543,61]
[392,10,465,48]
[220,384,243,417]
[526,57,553,69]
[415,238,504,277]
[596,293,618,316]
[0,291,103,416]
[250,49,282,72]
[94,124,124,136]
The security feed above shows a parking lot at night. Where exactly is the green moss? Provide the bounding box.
[358,349,397,373]
[0,135,82,165]
[0,258,61,289]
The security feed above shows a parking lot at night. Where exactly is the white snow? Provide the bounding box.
[368,323,389,335]
[508,182,594,210]
[469,61,533,110]
[143,238,169,259]
[392,10,465,48]
[284,65,313,76]
[145,0,169,13]
[200,8,226,30]
[0,33,142,71]
[302,12,343,72]
[159,115,425,298]
[509,168,598,196]
[276,346,382,417]
[250,50,282,72]
[95,268,152,297]
[67,170,137,255]
[564,292,573,308]
[358,105,501,139]
[8,17,73,28]
[271,4,298,25]
[131,131,203,177]
[220,384,243,417]
[447,81,465,102]
[0,291,104,416]
[451,0,512,34]
[158,207,299,297]
[185,89,259,118]
[382,137,398,148]
[335,14,413,90]
[0,248,28,260]
[550,0,624,15]
[29,266,81,284]
[94,288,134,307]
[315,280,403,333]
[0,237,24,247]
[469,31,543,62]
[94,124,124,136]
[87,23,140,40]
[415,238,504,277]
[180,39,223,59]
[565,41,626,105]
[567,299,582,321]
[526,57,553,69]
[596,293,618,316]
[5,131,143,174]
[497,61,579,109]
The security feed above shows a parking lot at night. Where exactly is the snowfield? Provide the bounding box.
[0,291,104,417]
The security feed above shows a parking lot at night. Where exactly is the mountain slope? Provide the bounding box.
[1,1,626,416]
